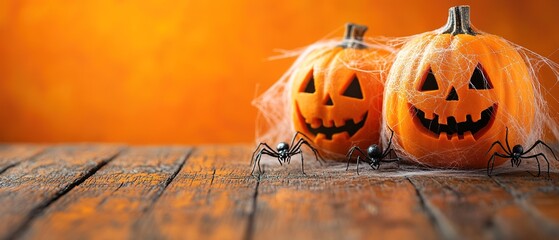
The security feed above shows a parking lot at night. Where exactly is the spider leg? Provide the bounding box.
[285,149,305,174]
[382,128,395,157]
[306,141,325,164]
[380,148,401,170]
[250,150,262,175]
[301,137,326,165]
[287,142,306,174]
[291,131,326,165]
[356,156,361,175]
[381,148,396,160]
[251,143,276,166]
[487,152,510,176]
[289,132,300,148]
[370,159,380,170]
[251,149,265,175]
[297,150,306,175]
[292,139,323,166]
[487,154,495,176]
[522,153,550,179]
[290,131,314,148]
[388,149,402,168]
[522,140,559,162]
[516,159,522,167]
[379,156,399,168]
[524,155,541,178]
[380,158,400,163]
[487,141,511,156]
[289,139,304,154]
[346,146,367,171]
[287,140,307,174]
[262,149,279,173]
[504,127,512,154]
[251,149,278,175]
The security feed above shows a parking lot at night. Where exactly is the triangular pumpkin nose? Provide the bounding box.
[324,95,334,106]
[446,87,459,101]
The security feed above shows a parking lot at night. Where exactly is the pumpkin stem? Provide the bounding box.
[440,5,479,36]
[340,23,368,49]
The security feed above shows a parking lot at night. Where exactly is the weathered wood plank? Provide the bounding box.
[0,145,45,174]
[133,145,257,240]
[1,144,558,240]
[19,146,191,240]
[408,174,557,240]
[0,145,122,239]
[250,159,438,240]
[492,173,559,236]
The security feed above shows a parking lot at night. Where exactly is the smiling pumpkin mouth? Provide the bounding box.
[410,103,497,140]
[296,104,367,140]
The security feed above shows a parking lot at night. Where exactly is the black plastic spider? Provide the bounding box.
[250,131,323,175]
[346,128,400,174]
[487,127,558,178]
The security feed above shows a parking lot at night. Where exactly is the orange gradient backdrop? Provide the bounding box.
[1,1,558,144]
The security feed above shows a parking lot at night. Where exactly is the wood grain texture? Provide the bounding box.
[251,160,438,240]
[19,146,192,240]
[0,145,121,239]
[0,145,45,174]
[133,145,258,240]
[407,175,556,240]
[493,173,559,236]
[0,144,558,240]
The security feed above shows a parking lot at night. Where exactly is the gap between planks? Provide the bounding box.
[0,147,47,176]
[141,149,193,213]
[244,174,261,240]
[406,176,459,239]
[6,150,122,239]
[492,177,559,236]
[8,146,196,240]
[3,144,559,240]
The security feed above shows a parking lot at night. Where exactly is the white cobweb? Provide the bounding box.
[252,25,559,177]
[252,33,399,157]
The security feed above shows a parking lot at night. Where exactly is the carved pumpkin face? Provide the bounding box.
[290,24,392,159]
[384,6,535,168]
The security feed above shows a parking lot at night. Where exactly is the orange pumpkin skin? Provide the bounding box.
[290,24,392,159]
[384,6,535,168]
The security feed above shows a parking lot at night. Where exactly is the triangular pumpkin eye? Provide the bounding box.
[342,75,363,99]
[469,64,493,89]
[301,70,315,93]
[420,68,439,91]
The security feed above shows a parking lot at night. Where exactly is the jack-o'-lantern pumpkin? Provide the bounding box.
[290,23,393,159]
[384,6,535,168]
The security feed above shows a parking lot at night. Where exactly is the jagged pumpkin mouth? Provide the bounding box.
[409,103,498,140]
[296,104,367,140]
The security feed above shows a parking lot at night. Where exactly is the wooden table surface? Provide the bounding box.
[1,144,559,240]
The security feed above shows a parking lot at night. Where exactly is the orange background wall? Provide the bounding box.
[1,1,558,144]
